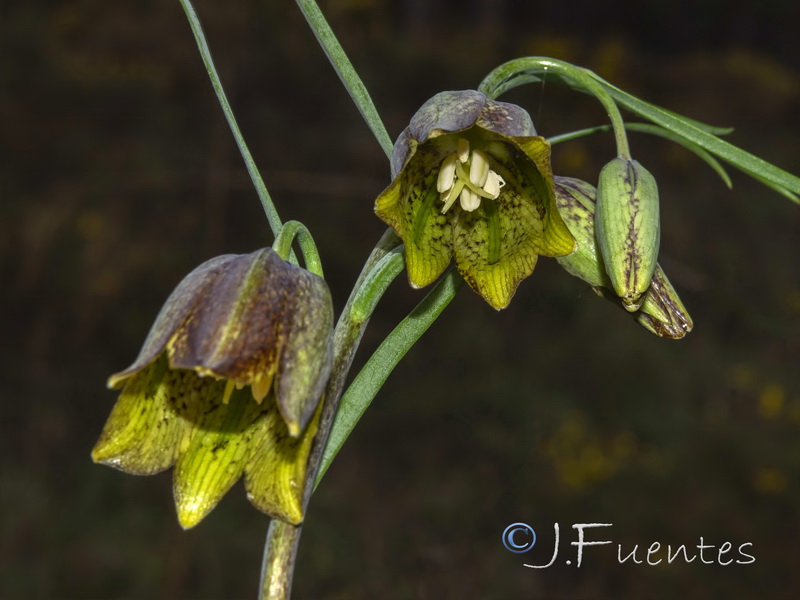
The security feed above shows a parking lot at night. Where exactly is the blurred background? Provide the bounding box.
[2,0,799,598]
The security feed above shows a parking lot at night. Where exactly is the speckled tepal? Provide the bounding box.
[376,90,576,310]
[92,248,333,527]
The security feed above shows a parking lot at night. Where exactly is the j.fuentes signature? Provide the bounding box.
[502,523,755,567]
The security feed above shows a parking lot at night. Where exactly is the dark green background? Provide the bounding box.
[2,0,799,598]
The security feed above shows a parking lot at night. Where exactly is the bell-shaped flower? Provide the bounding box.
[375,90,575,309]
[91,248,334,527]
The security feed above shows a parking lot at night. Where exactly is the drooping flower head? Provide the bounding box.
[376,90,576,309]
[92,248,334,527]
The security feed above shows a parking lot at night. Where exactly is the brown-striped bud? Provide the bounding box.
[554,176,692,339]
[595,158,660,311]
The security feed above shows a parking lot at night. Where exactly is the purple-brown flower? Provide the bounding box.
[92,248,333,527]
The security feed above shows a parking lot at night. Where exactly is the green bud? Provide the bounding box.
[553,177,612,289]
[554,176,692,339]
[635,267,693,339]
[595,158,660,311]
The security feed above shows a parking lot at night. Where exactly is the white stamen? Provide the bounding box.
[483,170,505,199]
[469,149,490,187]
[222,380,236,405]
[438,140,506,214]
[437,153,458,193]
[250,372,273,404]
[460,187,481,211]
[457,138,470,163]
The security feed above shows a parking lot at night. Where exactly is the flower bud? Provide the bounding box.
[595,158,660,311]
[554,176,692,339]
[553,177,612,289]
[635,267,694,339]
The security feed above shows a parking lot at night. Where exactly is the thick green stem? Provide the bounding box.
[258,229,464,596]
[259,520,301,600]
[257,229,402,599]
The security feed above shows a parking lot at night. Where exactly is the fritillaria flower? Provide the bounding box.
[375,90,575,309]
[92,248,333,527]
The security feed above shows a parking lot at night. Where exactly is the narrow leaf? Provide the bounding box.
[316,269,464,487]
[478,58,800,201]
[595,76,800,200]
[295,0,394,159]
[549,123,733,189]
[178,0,285,233]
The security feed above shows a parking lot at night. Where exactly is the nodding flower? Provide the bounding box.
[92,248,334,528]
[375,90,575,310]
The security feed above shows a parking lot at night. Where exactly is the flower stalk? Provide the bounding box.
[479,56,800,202]
[258,229,402,599]
[259,519,302,600]
[272,221,324,277]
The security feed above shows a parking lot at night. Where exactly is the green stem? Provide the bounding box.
[272,221,325,277]
[258,229,464,595]
[350,248,406,322]
[304,230,404,504]
[478,57,631,158]
[548,122,732,188]
[597,76,800,201]
[315,268,463,486]
[178,0,283,235]
[479,57,800,201]
[577,71,631,159]
[259,520,301,600]
[257,229,401,598]
[294,0,394,160]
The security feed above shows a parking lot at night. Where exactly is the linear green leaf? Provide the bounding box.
[478,58,735,135]
[595,76,800,201]
[178,0,284,235]
[295,0,394,159]
[315,269,464,487]
[479,57,800,202]
[548,122,733,189]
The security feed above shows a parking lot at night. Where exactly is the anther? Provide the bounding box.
[469,149,490,187]
[437,154,458,193]
[457,138,470,163]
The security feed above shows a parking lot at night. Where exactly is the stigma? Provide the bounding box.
[436,138,505,214]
